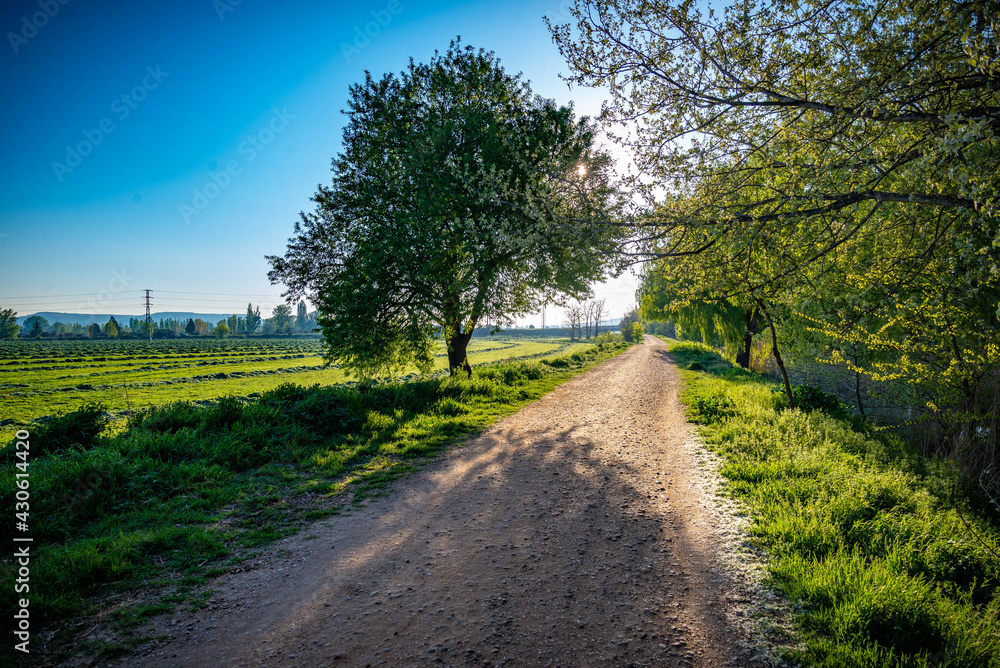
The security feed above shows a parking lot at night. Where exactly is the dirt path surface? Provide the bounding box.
[111,336,761,667]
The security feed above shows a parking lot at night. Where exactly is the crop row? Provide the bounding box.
[1,337,569,425]
[0,338,323,360]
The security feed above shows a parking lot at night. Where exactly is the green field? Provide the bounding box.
[0,336,630,662]
[0,336,592,427]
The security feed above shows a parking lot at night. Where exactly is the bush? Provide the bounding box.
[476,361,548,385]
[257,383,360,436]
[200,395,246,432]
[623,321,644,343]
[28,402,108,454]
[129,402,202,434]
[594,331,622,347]
[691,393,737,423]
[774,384,846,416]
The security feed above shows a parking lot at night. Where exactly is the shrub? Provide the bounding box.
[130,402,202,434]
[774,384,846,416]
[200,395,245,431]
[477,361,548,385]
[29,402,108,454]
[256,384,360,436]
[622,321,644,342]
[690,393,737,423]
[595,331,622,347]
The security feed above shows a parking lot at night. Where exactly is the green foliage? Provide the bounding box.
[296,300,308,333]
[642,320,675,339]
[268,40,623,377]
[622,321,644,343]
[772,384,847,417]
[128,402,203,434]
[270,304,293,334]
[25,315,48,338]
[619,309,645,343]
[244,304,261,335]
[690,393,736,424]
[594,331,621,347]
[552,0,1000,464]
[640,270,751,349]
[674,342,1000,665]
[0,308,19,340]
[29,401,109,453]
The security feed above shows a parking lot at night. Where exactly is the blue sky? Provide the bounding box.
[0,0,638,324]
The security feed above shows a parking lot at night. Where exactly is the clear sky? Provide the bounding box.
[0,0,640,326]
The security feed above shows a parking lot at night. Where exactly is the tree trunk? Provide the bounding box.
[735,327,753,369]
[758,300,795,409]
[735,307,762,369]
[447,329,474,378]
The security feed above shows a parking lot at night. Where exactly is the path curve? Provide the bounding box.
[112,336,752,667]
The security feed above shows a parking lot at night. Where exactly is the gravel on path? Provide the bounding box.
[109,335,776,667]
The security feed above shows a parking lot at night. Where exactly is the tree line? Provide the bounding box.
[0,301,318,339]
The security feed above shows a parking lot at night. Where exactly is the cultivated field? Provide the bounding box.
[0,336,593,427]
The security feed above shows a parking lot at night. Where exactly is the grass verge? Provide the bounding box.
[669,340,1000,667]
[1,336,630,664]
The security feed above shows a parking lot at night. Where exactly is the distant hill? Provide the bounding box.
[17,312,623,329]
[16,312,242,327]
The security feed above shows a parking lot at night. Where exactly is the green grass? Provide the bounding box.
[0,336,577,426]
[0,336,630,663]
[668,339,1000,667]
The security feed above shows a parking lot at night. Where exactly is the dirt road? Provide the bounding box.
[111,336,762,667]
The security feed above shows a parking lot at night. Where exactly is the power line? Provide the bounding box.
[0,292,124,299]
[144,297,286,304]
[4,302,140,308]
[3,290,285,301]
[144,290,153,343]
[157,290,284,297]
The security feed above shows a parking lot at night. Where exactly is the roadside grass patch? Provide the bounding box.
[0,337,630,663]
[669,341,1000,667]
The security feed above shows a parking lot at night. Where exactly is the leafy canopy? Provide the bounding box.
[268,40,623,377]
[551,0,999,432]
[0,309,18,340]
